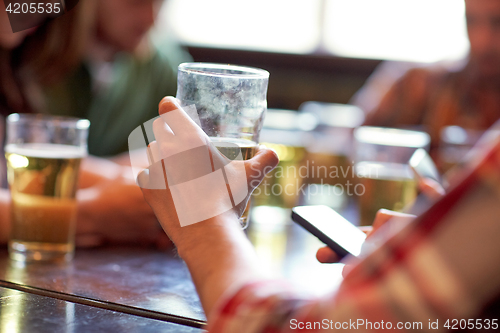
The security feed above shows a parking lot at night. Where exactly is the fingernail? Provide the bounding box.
[159,96,180,114]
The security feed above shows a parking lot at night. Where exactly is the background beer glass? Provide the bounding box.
[438,125,484,174]
[252,109,313,210]
[353,126,430,226]
[5,114,89,262]
[299,102,365,211]
[176,63,269,229]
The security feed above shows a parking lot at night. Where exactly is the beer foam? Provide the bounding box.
[5,144,87,159]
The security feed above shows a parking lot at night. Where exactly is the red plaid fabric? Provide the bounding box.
[208,127,500,332]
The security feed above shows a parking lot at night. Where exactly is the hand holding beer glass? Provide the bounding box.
[353,127,430,226]
[176,63,269,229]
[5,114,89,262]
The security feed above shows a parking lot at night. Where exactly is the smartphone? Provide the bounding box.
[291,205,367,259]
[409,148,442,186]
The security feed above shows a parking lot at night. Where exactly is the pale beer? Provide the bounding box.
[6,143,85,262]
[252,143,306,209]
[211,137,257,227]
[356,162,417,226]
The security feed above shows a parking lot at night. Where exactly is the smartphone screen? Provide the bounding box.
[292,205,366,257]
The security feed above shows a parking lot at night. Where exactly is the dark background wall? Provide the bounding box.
[187,47,382,110]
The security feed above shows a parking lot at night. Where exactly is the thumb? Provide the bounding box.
[316,246,340,263]
[246,146,279,184]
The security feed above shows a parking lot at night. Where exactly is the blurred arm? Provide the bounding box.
[76,155,169,248]
[362,67,433,127]
[0,189,10,244]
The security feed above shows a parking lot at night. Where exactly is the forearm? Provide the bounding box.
[76,156,166,247]
[79,155,125,189]
[110,148,148,167]
[176,213,265,318]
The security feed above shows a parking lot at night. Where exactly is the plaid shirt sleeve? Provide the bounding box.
[208,129,500,333]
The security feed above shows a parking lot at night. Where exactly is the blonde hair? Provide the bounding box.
[20,0,96,84]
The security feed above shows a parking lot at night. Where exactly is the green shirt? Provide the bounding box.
[44,43,191,156]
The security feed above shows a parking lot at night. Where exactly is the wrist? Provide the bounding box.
[173,212,264,318]
[173,211,243,260]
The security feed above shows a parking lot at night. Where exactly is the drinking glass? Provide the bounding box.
[5,114,89,262]
[353,126,430,226]
[252,109,312,210]
[438,125,484,174]
[0,120,6,189]
[299,102,365,210]
[176,63,269,229]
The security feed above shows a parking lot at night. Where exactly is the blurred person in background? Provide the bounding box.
[0,0,94,242]
[352,0,500,161]
[0,0,186,247]
[50,0,191,247]
[44,0,191,157]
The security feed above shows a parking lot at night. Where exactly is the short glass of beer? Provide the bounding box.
[5,114,89,262]
[176,63,269,229]
[353,126,430,226]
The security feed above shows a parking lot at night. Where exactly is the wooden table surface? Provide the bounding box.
[0,205,350,332]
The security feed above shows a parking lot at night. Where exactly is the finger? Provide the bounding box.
[253,146,279,169]
[137,168,150,189]
[152,118,174,159]
[419,177,445,200]
[158,96,202,136]
[137,159,169,190]
[316,246,340,263]
[371,209,395,231]
[158,96,180,115]
[358,226,373,235]
[370,209,415,237]
[342,262,357,278]
[245,146,279,184]
[147,141,159,165]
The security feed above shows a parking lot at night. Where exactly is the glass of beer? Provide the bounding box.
[176,63,269,229]
[353,126,430,226]
[438,126,484,174]
[299,102,365,210]
[5,114,89,262]
[251,109,315,210]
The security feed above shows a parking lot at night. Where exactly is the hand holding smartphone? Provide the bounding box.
[291,151,442,261]
[291,205,366,259]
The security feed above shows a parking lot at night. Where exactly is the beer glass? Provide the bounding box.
[353,126,430,226]
[299,102,365,210]
[252,109,311,209]
[5,114,89,262]
[438,126,483,173]
[176,63,269,229]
